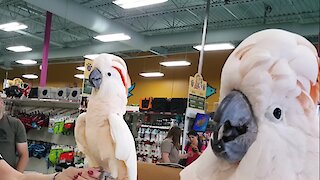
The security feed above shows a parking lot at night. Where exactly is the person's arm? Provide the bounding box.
[16,142,29,172]
[161,152,171,163]
[179,153,189,159]
[13,117,29,172]
[0,155,24,180]
[160,139,173,163]
[1,154,100,180]
[21,167,101,180]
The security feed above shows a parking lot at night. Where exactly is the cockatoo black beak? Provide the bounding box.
[211,90,258,163]
[89,68,102,89]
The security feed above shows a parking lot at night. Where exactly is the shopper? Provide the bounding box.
[160,126,188,163]
[184,130,206,166]
[0,98,28,172]
[0,153,101,180]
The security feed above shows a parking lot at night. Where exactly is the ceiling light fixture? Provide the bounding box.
[22,74,38,79]
[139,72,164,77]
[15,59,37,65]
[83,54,99,60]
[74,74,85,79]
[113,0,168,9]
[76,66,85,71]
[0,22,28,31]
[193,43,235,51]
[6,46,32,52]
[94,33,131,42]
[160,60,191,67]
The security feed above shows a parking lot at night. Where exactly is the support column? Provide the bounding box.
[318,32,320,56]
[40,11,53,87]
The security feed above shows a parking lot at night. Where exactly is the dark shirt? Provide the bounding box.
[0,114,27,168]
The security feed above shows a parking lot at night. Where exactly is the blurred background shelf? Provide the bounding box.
[4,98,80,109]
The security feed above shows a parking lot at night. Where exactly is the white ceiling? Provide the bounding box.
[0,0,318,68]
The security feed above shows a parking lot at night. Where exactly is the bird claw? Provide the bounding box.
[99,167,115,180]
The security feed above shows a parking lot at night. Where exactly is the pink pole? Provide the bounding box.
[318,32,320,57]
[40,11,53,87]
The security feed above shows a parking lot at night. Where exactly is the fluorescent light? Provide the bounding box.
[76,66,85,71]
[6,46,32,52]
[22,74,38,79]
[113,0,168,9]
[94,33,131,42]
[15,59,37,65]
[83,54,99,60]
[139,72,164,77]
[0,22,28,31]
[193,43,235,51]
[74,74,85,79]
[160,61,191,67]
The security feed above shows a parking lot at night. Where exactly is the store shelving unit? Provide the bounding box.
[3,98,79,174]
[125,109,185,163]
[4,98,80,109]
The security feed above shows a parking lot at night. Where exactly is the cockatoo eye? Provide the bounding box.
[107,72,111,76]
[273,108,282,119]
[265,105,283,122]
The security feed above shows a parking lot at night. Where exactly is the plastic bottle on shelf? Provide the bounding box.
[150,129,157,142]
[144,128,151,141]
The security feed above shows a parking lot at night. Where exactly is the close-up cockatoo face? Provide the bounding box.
[89,53,131,114]
[181,29,319,180]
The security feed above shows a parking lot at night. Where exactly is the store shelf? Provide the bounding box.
[127,111,185,116]
[4,98,80,109]
[140,124,171,130]
[27,127,76,146]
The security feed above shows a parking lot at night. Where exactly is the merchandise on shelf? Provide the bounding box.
[48,114,77,135]
[139,97,187,114]
[136,126,168,163]
[14,111,50,131]
[28,140,53,159]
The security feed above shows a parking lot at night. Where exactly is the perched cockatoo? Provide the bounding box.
[181,29,319,180]
[75,54,137,180]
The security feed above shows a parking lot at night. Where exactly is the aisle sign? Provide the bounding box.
[82,59,93,96]
[187,73,207,110]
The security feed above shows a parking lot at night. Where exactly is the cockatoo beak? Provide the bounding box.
[211,90,258,163]
[89,68,102,89]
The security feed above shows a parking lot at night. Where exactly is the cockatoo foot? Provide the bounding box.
[99,167,115,180]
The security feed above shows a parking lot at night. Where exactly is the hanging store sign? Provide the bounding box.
[187,73,207,110]
[82,59,93,96]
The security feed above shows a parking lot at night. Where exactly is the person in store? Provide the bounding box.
[0,153,101,180]
[0,98,29,172]
[184,130,206,166]
[160,126,188,163]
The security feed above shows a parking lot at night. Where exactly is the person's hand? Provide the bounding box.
[181,153,189,159]
[187,151,193,157]
[191,145,199,153]
[54,167,101,180]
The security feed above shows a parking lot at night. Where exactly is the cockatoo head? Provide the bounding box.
[89,53,131,114]
[211,29,319,164]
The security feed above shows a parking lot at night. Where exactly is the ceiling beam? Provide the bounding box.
[24,0,147,50]
[0,22,318,63]
[16,30,64,47]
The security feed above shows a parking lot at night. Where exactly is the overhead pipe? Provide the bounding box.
[24,0,147,50]
[198,0,210,75]
[0,22,318,63]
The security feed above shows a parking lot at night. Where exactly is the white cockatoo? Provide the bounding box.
[180,29,319,180]
[75,53,137,180]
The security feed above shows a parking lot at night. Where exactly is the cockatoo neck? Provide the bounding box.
[87,96,127,115]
